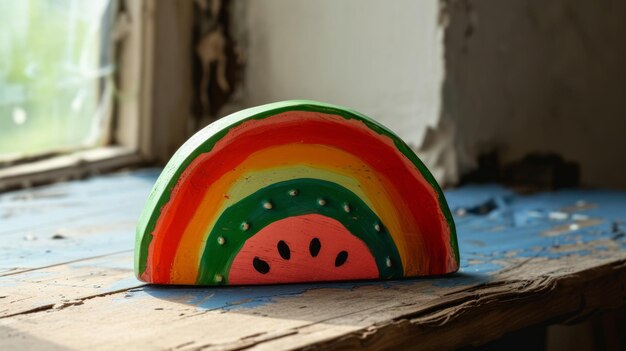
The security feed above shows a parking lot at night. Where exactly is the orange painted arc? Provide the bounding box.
[169,144,426,283]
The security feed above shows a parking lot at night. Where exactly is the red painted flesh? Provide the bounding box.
[228,214,379,284]
[146,111,450,283]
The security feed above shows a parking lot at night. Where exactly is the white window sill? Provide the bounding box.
[0,146,145,192]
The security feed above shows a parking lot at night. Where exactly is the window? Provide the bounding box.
[0,0,155,190]
[0,1,116,162]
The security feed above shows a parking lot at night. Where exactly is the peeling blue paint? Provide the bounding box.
[117,182,626,310]
[3,170,625,312]
[449,185,626,274]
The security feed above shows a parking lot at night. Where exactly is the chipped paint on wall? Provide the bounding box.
[444,0,626,188]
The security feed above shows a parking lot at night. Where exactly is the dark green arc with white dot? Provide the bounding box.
[197,178,404,285]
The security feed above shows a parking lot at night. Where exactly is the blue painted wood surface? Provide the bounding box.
[2,170,624,268]
[0,170,158,274]
[1,169,625,309]
[1,169,625,350]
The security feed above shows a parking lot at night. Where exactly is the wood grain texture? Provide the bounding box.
[1,170,625,350]
[0,170,155,275]
[0,252,140,318]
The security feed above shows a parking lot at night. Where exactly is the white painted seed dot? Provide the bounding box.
[214,274,223,283]
[318,198,327,206]
[386,257,393,268]
[374,223,381,232]
[288,189,298,196]
[343,203,351,213]
[217,236,226,245]
[263,201,273,210]
[241,222,250,231]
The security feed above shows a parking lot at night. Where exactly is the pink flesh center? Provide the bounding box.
[228,214,379,284]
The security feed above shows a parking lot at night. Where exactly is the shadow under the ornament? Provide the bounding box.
[135,271,490,324]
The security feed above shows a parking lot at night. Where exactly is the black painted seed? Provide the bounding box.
[334,251,348,267]
[253,257,270,274]
[277,240,291,260]
[309,238,321,257]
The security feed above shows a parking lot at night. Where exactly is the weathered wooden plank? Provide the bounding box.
[0,252,141,318]
[0,271,472,350]
[254,257,626,351]
[0,169,157,275]
[0,169,155,233]
[1,171,625,350]
[0,254,624,351]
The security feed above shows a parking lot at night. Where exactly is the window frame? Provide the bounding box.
[0,0,163,191]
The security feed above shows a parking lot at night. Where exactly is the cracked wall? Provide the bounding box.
[445,0,626,188]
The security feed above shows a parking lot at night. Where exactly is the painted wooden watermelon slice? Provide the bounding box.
[135,100,459,285]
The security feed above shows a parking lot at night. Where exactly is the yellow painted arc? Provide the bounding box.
[230,165,374,210]
[170,144,425,283]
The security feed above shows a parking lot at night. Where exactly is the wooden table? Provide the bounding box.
[1,169,625,350]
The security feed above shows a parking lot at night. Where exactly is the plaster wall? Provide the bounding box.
[445,0,626,188]
[243,0,445,150]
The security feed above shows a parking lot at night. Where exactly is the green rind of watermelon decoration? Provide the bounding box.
[135,100,459,285]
